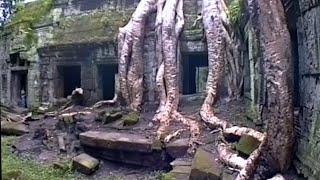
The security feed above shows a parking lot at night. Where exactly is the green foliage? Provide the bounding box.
[228,0,245,27]
[6,0,54,47]
[1,136,75,180]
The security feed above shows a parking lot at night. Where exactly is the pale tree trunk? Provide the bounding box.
[119,0,200,150]
[236,0,294,179]
[154,0,200,149]
[118,0,156,111]
[200,0,229,129]
[257,0,294,175]
[225,33,244,101]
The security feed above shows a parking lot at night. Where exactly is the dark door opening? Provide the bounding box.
[182,53,208,95]
[57,66,81,98]
[98,64,118,100]
[11,70,28,108]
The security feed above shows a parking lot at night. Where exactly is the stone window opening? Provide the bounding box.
[182,53,208,95]
[9,53,27,67]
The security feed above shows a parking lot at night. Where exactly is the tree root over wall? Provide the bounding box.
[117,0,294,178]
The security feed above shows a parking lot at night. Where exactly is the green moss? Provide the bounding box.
[236,135,260,156]
[161,173,175,180]
[52,10,132,45]
[1,136,75,180]
[123,112,140,126]
[228,0,245,27]
[5,0,54,48]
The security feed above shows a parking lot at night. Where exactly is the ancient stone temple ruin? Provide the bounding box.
[0,0,319,179]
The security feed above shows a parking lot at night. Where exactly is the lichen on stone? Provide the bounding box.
[52,10,132,45]
[123,112,140,126]
[5,0,54,48]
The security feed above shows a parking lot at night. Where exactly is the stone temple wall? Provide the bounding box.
[294,0,320,178]
[0,0,210,108]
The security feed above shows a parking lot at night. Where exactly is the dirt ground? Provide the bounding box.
[3,95,302,179]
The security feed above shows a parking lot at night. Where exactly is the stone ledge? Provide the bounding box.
[79,131,153,153]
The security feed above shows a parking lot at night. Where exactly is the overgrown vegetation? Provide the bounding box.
[5,0,54,47]
[1,136,75,180]
[53,10,132,45]
[228,0,245,27]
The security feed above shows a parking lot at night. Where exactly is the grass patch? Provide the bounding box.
[1,136,75,180]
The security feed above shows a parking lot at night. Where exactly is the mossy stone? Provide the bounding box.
[104,112,123,124]
[190,148,222,180]
[236,135,260,156]
[123,112,140,126]
[162,166,191,180]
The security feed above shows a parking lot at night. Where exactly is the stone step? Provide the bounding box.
[79,131,178,169]
[79,131,153,153]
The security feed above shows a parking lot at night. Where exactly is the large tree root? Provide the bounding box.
[151,0,200,152]
[118,0,156,111]
[224,126,265,142]
[218,143,247,169]
[200,0,228,131]
[235,134,267,180]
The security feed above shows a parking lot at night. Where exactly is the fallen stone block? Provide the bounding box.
[162,166,191,180]
[236,135,260,156]
[166,138,189,158]
[80,131,153,153]
[1,121,29,135]
[72,153,99,175]
[80,131,172,168]
[190,148,222,180]
[58,134,66,152]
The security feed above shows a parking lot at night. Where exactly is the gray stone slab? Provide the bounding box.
[79,131,153,153]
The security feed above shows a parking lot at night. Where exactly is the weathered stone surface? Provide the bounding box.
[190,148,222,180]
[163,166,191,180]
[222,169,235,180]
[297,5,320,75]
[1,121,29,135]
[295,2,320,178]
[170,158,192,167]
[166,138,189,158]
[84,146,171,168]
[72,153,99,175]
[79,131,153,153]
[104,112,123,124]
[123,112,140,126]
[236,135,260,156]
[299,0,320,13]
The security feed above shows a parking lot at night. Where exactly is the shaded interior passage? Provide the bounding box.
[57,65,81,97]
[182,53,208,95]
[98,64,118,100]
[11,70,28,108]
